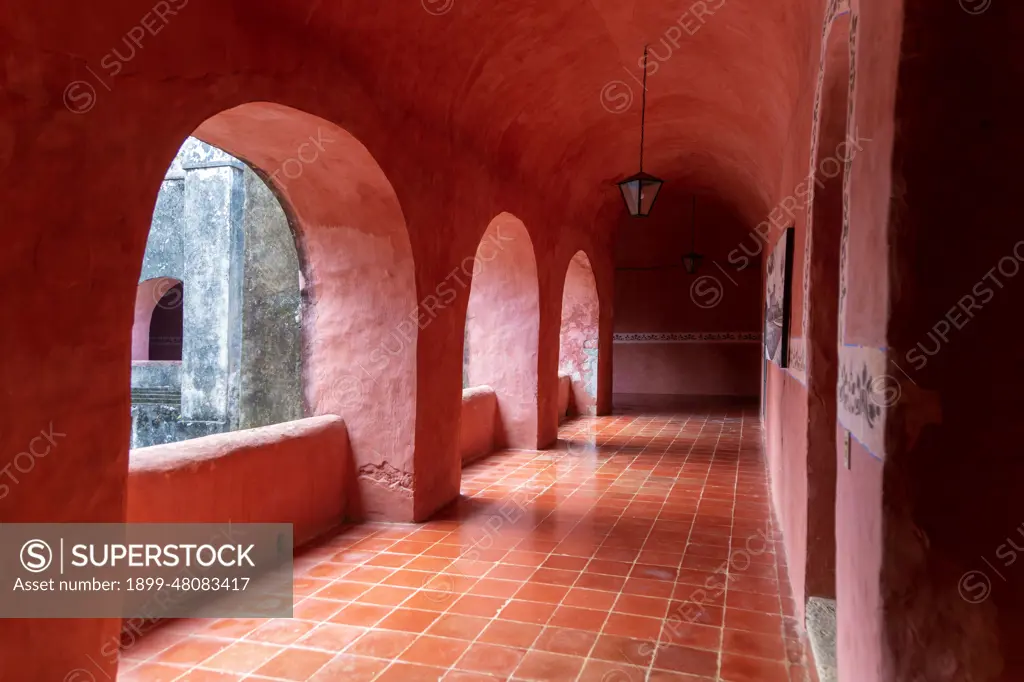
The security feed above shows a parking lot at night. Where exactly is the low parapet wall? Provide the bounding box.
[128,415,350,546]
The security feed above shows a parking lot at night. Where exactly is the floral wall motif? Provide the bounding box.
[836,344,887,459]
[788,336,807,385]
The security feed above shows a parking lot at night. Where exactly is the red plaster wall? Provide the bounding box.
[765,366,809,613]
[614,193,762,402]
[557,374,571,421]
[830,0,904,677]
[757,0,832,633]
[802,12,852,604]
[836,436,885,682]
[615,344,761,397]
[128,416,349,547]
[879,0,1024,680]
[559,251,599,415]
[459,386,497,465]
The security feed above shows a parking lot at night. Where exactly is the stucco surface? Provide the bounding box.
[458,386,498,465]
[128,416,349,546]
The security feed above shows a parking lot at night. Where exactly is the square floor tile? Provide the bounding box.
[454,642,526,677]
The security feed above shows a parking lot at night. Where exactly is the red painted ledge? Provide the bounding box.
[128,416,350,546]
[460,386,498,465]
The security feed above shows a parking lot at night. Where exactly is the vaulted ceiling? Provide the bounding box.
[6,0,822,232]
[300,0,823,225]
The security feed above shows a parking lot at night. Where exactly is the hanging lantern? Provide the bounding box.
[618,46,664,217]
[681,196,704,274]
[618,172,664,218]
[682,251,704,274]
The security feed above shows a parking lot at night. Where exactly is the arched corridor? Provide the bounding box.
[2,0,1021,680]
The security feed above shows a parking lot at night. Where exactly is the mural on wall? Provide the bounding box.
[559,310,598,410]
[764,227,795,367]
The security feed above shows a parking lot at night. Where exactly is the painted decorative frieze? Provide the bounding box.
[613,332,762,344]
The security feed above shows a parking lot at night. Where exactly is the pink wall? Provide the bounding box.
[760,2,905,677]
[559,252,599,415]
[465,214,541,449]
[459,386,497,465]
[614,193,762,402]
[615,344,761,397]
[557,374,571,422]
[765,9,853,629]
[128,416,350,547]
[836,436,884,681]
[800,12,850,604]
[765,365,809,613]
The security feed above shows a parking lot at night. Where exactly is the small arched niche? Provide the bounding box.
[132,277,183,362]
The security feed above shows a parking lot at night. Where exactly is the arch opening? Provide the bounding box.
[129,135,304,449]
[558,251,600,419]
[463,214,540,450]
[129,102,418,521]
[148,282,184,362]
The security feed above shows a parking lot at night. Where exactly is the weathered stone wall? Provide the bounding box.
[239,167,304,430]
[129,405,224,449]
[131,139,302,447]
[139,158,185,282]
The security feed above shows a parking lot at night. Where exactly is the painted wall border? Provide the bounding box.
[614,332,762,344]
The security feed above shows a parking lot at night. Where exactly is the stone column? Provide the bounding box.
[179,139,245,427]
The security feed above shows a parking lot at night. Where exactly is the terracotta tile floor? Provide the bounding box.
[118,408,814,681]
